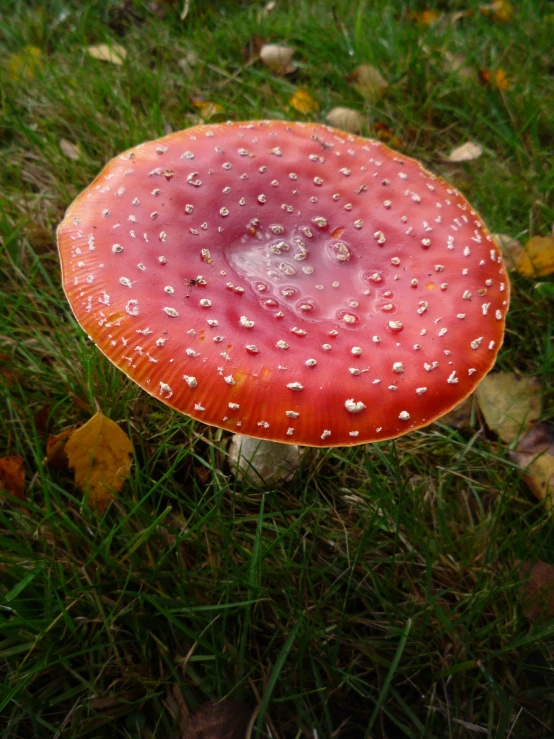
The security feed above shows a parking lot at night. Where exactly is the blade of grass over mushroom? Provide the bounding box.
[1,0,554,736]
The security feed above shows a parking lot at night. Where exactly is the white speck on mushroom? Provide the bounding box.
[287,382,303,391]
[286,410,299,418]
[321,430,331,440]
[200,299,211,307]
[163,307,179,317]
[159,382,172,398]
[471,337,483,349]
[351,347,362,356]
[399,411,410,420]
[186,348,200,357]
[411,279,418,287]
[388,385,397,391]
[164,286,174,294]
[158,256,166,264]
[345,399,366,414]
[112,244,123,253]
[388,320,403,330]
[447,371,458,384]
[305,358,317,367]
[372,336,381,343]
[463,290,472,300]
[125,300,139,316]
[240,316,255,329]
[229,402,240,410]
[438,328,448,337]
[393,362,404,373]
[322,343,332,351]
[416,387,427,395]
[183,375,197,388]
[194,404,205,412]
[224,375,235,385]
[119,277,132,288]
[291,327,307,336]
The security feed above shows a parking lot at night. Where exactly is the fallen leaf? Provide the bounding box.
[6,46,42,81]
[479,1,513,23]
[513,236,554,278]
[185,700,255,739]
[475,372,542,444]
[479,68,508,91]
[327,107,364,133]
[442,52,477,82]
[437,396,474,430]
[347,64,388,102]
[510,425,554,506]
[46,428,74,471]
[242,34,265,64]
[87,44,127,65]
[492,233,524,271]
[191,100,225,120]
[64,412,133,511]
[259,44,296,75]
[34,405,51,434]
[60,138,80,161]
[409,10,440,25]
[519,561,554,620]
[372,121,403,149]
[0,456,25,500]
[288,88,319,115]
[447,141,483,162]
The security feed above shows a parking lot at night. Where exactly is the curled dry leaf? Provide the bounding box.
[519,560,554,620]
[447,142,483,162]
[475,372,541,444]
[437,396,474,430]
[326,107,364,134]
[479,68,508,91]
[0,456,25,501]
[494,233,554,278]
[185,700,255,739]
[60,138,80,161]
[347,64,388,102]
[259,44,296,75]
[479,0,513,23]
[87,44,127,65]
[510,424,554,507]
[50,412,133,512]
[228,434,300,487]
[191,100,225,121]
[288,88,319,115]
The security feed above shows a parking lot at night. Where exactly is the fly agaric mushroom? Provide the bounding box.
[57,121,508,447]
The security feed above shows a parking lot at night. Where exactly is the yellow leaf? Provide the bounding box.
[475,372,542,444]
[479,1,513,22]
[87,44,127,65]
[191,100,224,120]
[410,10,440,25]
[479,68,508,91]
[514,236,554,278]
[65,412,133,511]
[510,425,554,507]
[347,64,388,102]
[6,46,42,81]
[288,88,319,115]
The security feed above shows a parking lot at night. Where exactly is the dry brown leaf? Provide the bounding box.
[259,44,296,75]
[87,44,127,65]
[6,46,42,81]
[475,372,542,444]
[447,142,483,162]
[519,561,554,620]
[479,1,513,22]
[191,100,225,120]
[185,700,255,738]
[46,428,74,471]
[60,138,80,161]
[479,68,508,90]
[372,121,403,149]
[326,107,364,134]
[515,236,554,278]
[437,396,474,430]
[0,456,25,500]
[492,233,524,271]
[409,10,440,25]
[64,412,133,512]
[288,88,319,115]
[241,34,265,64]
[347,64,388,102]
[510,425,554,506]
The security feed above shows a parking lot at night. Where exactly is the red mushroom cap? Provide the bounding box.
[57,121,509,447]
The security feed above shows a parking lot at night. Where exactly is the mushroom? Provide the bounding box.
[57,121,508,447]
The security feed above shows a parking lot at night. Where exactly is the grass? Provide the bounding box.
[1,0,554,736]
